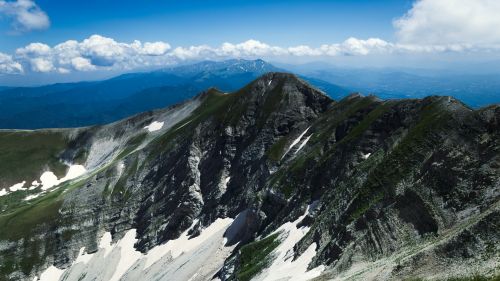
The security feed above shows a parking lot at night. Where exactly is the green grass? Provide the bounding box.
[237,232,282,281]
[0,130,69,188]
[348,101,451,222]
[267,136,288,161]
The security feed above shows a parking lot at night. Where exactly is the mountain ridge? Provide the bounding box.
[0,73,498,281]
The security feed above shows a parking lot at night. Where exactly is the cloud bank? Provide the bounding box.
[0,0,50,31]
[394,0,500,45]
[2,35,495,75]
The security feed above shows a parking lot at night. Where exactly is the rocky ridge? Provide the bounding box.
[0,73,498,281]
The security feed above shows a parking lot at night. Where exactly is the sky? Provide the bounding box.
[1,0,500,85]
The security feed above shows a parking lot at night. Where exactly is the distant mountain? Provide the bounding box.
[0,73,498,281]
[299,67,500,108]
[0,59,346,129]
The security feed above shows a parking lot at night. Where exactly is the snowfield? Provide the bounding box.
[254,203,325,281]
[35,217,235,281]
[144,121,164,132]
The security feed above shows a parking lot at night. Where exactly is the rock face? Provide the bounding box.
[0,73,498,281]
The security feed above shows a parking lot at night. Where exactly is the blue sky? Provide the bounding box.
[1,0,411,52]
[1,0,500,85]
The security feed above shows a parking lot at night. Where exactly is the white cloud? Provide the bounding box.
[140,41,171,56]
[394,0,500,45]
[0,52,23,74]
[0,0,49,31]
[30,57,53,72]
[5,34,500,75]
[71,57,95,71]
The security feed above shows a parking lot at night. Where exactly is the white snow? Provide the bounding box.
[40,165,87,190]
[0,181,27,197]
[24,194,41,201]
[37,265,65,281]
[9,181,26,192]
[144,217,233,268]
[61,165,87,181]
[361,152,371,159]
[144,121,164,132]
[99,232,113,257]
[295,134,312,155]
[225,177,231,185]
[40,171,59,190]
[41,216,236,281]
[268,79,272,86]
[281,127,310,159]
[74,247,94,265]
[108,230,142,281]
[254,204,325,281]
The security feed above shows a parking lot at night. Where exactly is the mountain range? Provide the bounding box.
[0,59,348,129]
[0,73,498,281]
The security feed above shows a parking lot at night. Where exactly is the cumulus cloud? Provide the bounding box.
[0,0,50,31]
[0,52,23,74]
[3,34,500,75]
[394,0,500,45]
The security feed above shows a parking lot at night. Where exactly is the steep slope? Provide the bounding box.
[0,74,498,281]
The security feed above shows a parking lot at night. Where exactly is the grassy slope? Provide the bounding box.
[0,130,69,188]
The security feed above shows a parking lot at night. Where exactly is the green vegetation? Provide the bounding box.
[267,136,288,161]
[0,130,69,187]
[348,101,451,222]
[237,232,281,281]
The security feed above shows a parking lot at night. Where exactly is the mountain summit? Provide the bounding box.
[0,74,498,281]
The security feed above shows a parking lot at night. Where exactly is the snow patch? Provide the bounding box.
[268,79,272,86]
[37,265,65,281]
[108,230,142,281]
[40,171,59,190]
[41,217,236,281]
[295,134,312,155]
[361,152,371,159]
[225,177,231,185]
[24,194,41,201]
[144,121,164,132]
[144,217,233,268]
[40,165,86,190]
[281,127,310,159]
[99,232,113,257]
[0,181,27,197]
[254,204,325,281]
[9,181,26,192]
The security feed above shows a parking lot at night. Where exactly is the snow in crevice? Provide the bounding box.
[254,204,325,281]
[36,217,236,281]
[281,127,311,160]
[295,134,313,155]
[361,152,371,159]
[144,121,164,132]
